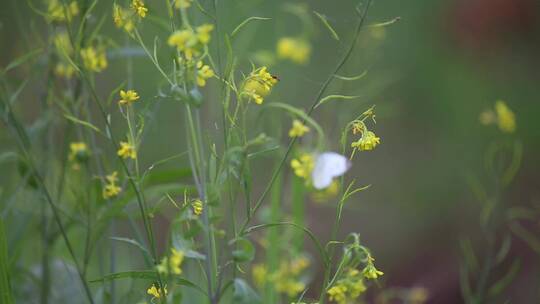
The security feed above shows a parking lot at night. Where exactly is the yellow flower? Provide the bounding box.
[242,67,278,104]
[131,0,148,18]
[147,284,167,299]
[370,26,386,41]
[157,248,184,275]
[118,90,140,105]
[191,198,203,216]
[288,119,310,138]
[277,37,311,65]
[252,264,267,288]
[327,285,348,304]
[103,171,121,199]
[278,280,305,298]
[174,0,193,9]
[290,256,310,275]
[196,61,214,87]
[327,268,367,304]
[408,287,429,304]
[290,153,314,180]
[495,100,516,133]
[267,255,310,298]
[54,63,75,79]
[196,24,214,45]
[81,46,108,73]
[69,142,89,162]
[53,32,73,56]
[47,0,79,23]
[311,180,339,203]
[117,141,137,159]
[113,4,135,33]
[351,131,380,151]
[167,29,199,59]
[480,100,516,133]
[362,256,383,279]
[351,121,365,135]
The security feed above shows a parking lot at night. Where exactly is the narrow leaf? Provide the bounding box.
[63,114,102,134]
[333,70,368,81]
[110,237,151,260]
[90,270,157,282]
[315,95,363,108]
[313,11,340,40]
[231,17,271,37]
[487,259,520,297]
[3,49,42,73]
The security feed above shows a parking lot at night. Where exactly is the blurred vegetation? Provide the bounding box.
[1,0,540,303]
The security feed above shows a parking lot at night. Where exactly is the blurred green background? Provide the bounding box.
[1,0,540,302]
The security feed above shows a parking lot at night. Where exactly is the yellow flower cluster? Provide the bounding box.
[191,198,203,216]
[68,142,89,168]
[242,67,278,104]
[157,248,184,275]
[252,264,268,288]
[252,256,310,298]
[290,153,314,180]
[81,46,108,73]
[130,0,148,18]
[53,32,76,79]
[362,256,384,279]
[479,100,516,133]
[174,0,193,9]
[167,24,214,60]
[277,37,311,65]
[103,171,121,199]
[311,180,340,203]
[118,89,140,105]
[113,0,147,33]
[147,284,167,299]
[351,130,380,151]
[289,119,310,138]
[350,109,380,154]
[327,269,367,304]
[46,0,79,23]
[117,141,137,159]
[196,61,215,87]
[271,256,310,298]
[113,5,135,33]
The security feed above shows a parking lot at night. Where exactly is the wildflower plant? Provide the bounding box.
[0,0,399,303]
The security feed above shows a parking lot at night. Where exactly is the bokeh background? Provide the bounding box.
[1,0,540,303]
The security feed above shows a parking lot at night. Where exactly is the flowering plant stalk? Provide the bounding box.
[0,0,401,303]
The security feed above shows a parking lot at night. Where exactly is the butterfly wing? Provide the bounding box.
[312,152,351,189]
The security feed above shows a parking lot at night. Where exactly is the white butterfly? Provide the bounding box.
[311,152,351,190]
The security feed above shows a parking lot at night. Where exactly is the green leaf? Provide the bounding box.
[2,49,42,73]
[510,222,540,254]
[333,70,368,81]
[90,270,157,283]
[231,17,271,37]
[233,279,261,304]
[487,259,520,297]
[110,237,151,260]
[315,95,363,108]
[173,277,208,296]
[230,238,255,263]
[0,219,13,304]
[64,114,102,134]
[313,11,340,40]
